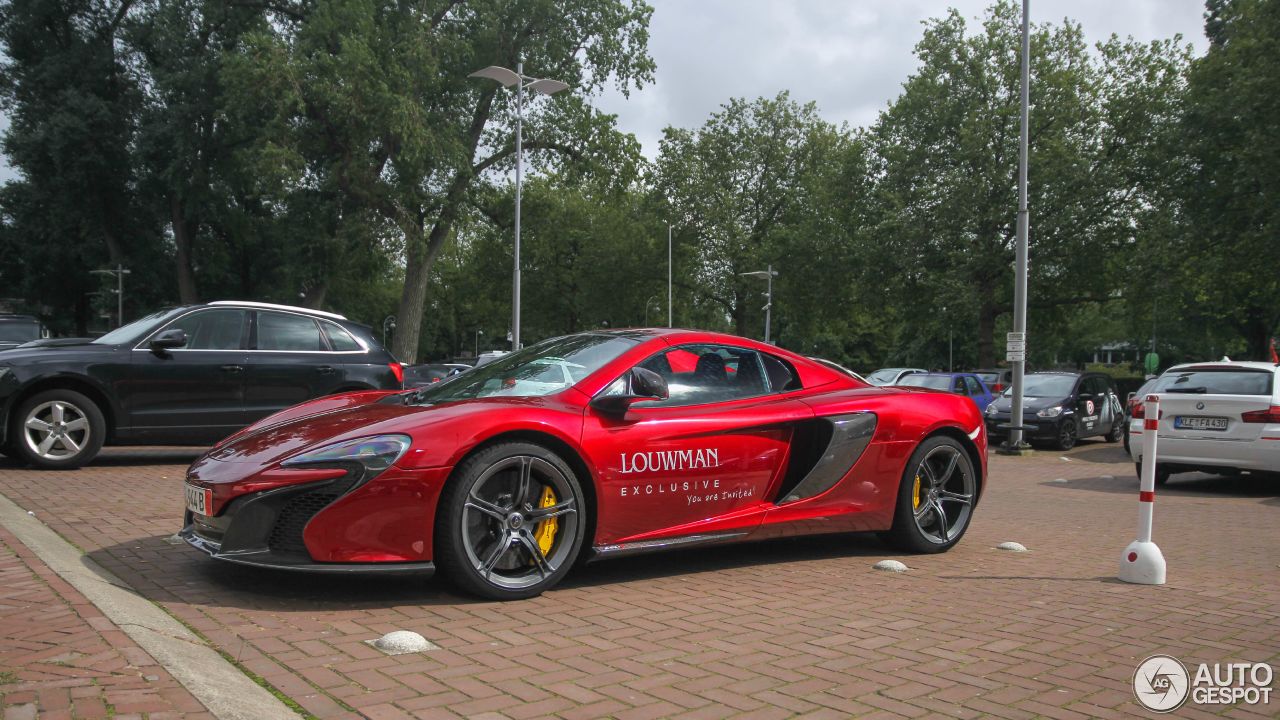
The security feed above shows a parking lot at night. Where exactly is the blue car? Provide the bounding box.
[896,372,995,414]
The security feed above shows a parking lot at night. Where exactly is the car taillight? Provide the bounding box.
[389,362,404,385]
[992,383,1004,393]
[1241,406,1280,423]
[1131,403,1144,419]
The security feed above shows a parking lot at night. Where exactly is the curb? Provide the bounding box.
[0,490,298,720]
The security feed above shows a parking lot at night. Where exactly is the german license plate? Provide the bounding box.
[184,483,213,515]
[1174,416,1228,431]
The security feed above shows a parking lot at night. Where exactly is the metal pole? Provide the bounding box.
[667,223,673,328]
[949,329,954,373]
[116,264,124,328]
[513,60,524,351]
[764,264,773,344]
[1008,0,1031,449]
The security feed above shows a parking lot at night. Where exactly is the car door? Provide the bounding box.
[579,343,815,545]
[122,308,250,442]
[243,310,341,421]
[1075,375,1108,437]
[963,375,993,413]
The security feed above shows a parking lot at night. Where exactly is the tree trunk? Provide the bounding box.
[170,195,199,303]
[392,220,454,363]
[299,283,327,309]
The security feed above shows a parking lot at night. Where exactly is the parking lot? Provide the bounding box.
[1,440,1277,719]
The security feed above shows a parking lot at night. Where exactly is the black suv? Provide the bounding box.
[0,314,48,350]
[984,371,1125,450]
[0,301,402,469]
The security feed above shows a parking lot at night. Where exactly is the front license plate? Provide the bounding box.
[184,483,213,516]
[1174,416,1228,431]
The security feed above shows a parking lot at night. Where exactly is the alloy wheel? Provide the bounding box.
[910,444,975,545]
[23,401,91,461]
[460,455,580,591]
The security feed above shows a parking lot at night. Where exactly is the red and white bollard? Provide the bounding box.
[1118,393,1167,584]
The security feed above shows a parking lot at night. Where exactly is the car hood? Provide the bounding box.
[0,340,118,362]
[989,395,1069,413]
[189,393,565,480]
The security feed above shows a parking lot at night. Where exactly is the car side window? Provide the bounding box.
[636,344,775,407]
[163,309,247,350]
[963,376,983,395]
[257,311,323,351]
[321,321,362,352]
[760,353,801,392]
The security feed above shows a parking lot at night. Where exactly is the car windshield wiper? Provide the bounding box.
[1164,386,1207,394]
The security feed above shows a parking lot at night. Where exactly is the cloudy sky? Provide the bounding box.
[0,1,1207,181]
[593,0,1207,157]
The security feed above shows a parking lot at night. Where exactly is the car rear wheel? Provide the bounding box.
[1134,460,1171,486]
[436,442,586,600]
[1056,419,1077,450]
[880,435,976,553]
[14,390,105,470]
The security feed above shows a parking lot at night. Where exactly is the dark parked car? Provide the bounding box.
[403,362,471,388]
[984,371,1124,450]
[0,301,402,469]
[0,314,48,350]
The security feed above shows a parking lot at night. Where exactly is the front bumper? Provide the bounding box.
[985,414,1063,441]
[181,472,436,575]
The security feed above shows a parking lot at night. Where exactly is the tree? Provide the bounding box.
[225,0,654,361]
[1175,0,1280,359]
[867,1,1191,367]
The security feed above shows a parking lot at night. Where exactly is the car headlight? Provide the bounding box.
[1037,406,1063,418]
[985,403,997,416]
[282,435,411,475]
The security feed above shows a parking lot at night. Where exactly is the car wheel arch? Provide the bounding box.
[444,429,599,551]
[8,377,117,443]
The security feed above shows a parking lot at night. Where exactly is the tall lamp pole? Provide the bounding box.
[740,266,778,344]
[1005,0,1032,452]
[475,329,484,358]
[469,62,569,351]
[90,264,131,329]
[667,223,673,328]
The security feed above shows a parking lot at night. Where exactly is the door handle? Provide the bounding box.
[316,366,335,375]
[220,365,244,373]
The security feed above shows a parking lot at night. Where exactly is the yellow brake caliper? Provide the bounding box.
[533,485,558,556]
[912,474,922,510]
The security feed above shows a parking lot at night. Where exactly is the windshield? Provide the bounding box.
[1155,369,1273,396]
[975,372,999,384]
[1005,375,1076,398]
[899,375,952,391]
[410,334,638,404]
[92,308,184,345]
[0,322,39,343]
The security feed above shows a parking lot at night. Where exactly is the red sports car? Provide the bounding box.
[180,329,987,600]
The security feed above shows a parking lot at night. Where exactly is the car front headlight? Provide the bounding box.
[282,434,411,475]
[1037,406,1063,418]
[985,403,998,416]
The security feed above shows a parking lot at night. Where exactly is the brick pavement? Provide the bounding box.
[0,522,213,719]
[0,442,1277,719]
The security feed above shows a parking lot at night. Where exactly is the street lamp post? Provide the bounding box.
[1003,0,1032,453]
[739,265,778,344]
[469,62,569,351]
[475,329,484,358]
[90,264,131,329]
[643,295,659,326]
[667,223,673,328]
[382,315,396,348]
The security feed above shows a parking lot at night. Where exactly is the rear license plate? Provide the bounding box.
[184,483,213,515]
[1174,416,1228,431]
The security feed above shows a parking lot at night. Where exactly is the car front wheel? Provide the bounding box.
[881,435,977,553]
[1106,420,1124,443]
[14,390,106,469]
[436,442,586,600]
[1056,419,1077,451]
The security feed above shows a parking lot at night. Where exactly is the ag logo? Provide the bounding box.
[1134,655,1190,712]
[1086,399,1095,415]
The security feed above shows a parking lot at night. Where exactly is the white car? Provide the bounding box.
[1129,360,1280,483]
[866,367,927,386]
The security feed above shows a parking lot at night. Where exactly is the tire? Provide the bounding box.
[880,435,977,553]
[1106,420,1123,443]
[12,390,106,470]
[1122,424,1131,454]
[1055,419,1077,451]
[1134,460,1171,486]
[435,442,587,600]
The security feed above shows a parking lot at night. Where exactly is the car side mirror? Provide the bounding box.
[150,329,188,355]
[590,367,669,415]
